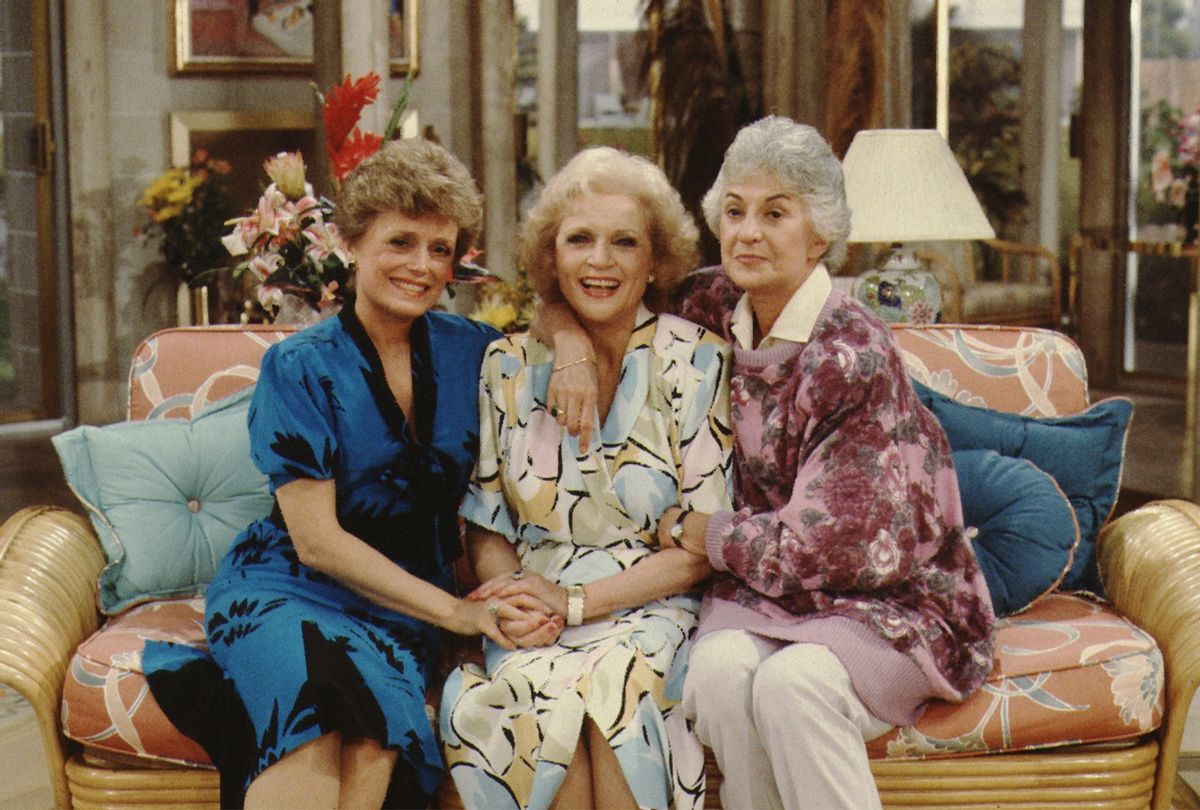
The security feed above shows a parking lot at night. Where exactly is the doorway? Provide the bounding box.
[0,0,64,424]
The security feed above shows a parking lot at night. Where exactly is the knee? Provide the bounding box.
[751,644,849,716]
[686,633,757,697]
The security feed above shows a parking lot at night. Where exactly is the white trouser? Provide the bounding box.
[683,629,894,810]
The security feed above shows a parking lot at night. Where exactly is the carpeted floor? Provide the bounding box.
[0,687,52,808]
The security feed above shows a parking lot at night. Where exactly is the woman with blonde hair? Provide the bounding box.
[144,138,539,809]
[440,146,734,809]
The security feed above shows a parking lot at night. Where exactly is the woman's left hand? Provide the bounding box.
[474,570,569,619]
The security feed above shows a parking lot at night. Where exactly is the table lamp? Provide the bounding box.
[843,129,995,324]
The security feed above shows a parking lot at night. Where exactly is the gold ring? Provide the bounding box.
[487,602,499,617]
[549,405,563,418]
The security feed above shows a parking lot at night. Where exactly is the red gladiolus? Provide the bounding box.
[331,129,384,182]
[323,73,382,162]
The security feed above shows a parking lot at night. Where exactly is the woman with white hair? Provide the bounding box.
[540,117,995,809]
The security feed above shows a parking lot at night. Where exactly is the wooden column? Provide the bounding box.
[1021,0,1064,254]
[537,0,577,181]
[340,0,392,134]
[65,0,121,426]
[764,0,825,130]
[480,0,517,280]
[1077,0,1131,388]
[880,0,911,129]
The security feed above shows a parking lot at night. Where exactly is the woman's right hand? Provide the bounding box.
[547,329,599,452]
[450,598,526,651]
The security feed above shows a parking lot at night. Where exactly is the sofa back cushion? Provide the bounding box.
[128,325,295,421]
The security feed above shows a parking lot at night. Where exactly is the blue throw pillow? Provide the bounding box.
[914,380,1132,594]
[52,386,272,614]
[953,449,1079,616]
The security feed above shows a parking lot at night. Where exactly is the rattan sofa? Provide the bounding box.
[2,322,1200,809]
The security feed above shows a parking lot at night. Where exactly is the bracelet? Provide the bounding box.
[669,508,691,544]
[566,584,585,626]
[552,356,594,373]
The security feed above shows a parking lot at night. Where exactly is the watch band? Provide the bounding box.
[566,584,585,626]
[669,508,690,543]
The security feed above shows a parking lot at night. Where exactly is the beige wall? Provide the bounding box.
[66,1,474,424]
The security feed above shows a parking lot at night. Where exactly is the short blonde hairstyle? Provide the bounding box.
[336,139,483,261]
[519,147,699,312]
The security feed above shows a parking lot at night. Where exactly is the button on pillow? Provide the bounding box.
[953,449,1079,616]
[52,385,271,614]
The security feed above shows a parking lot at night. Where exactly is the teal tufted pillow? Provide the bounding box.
[913,380,1132,594]
[52,386,272,614]
[953,449,1080,616]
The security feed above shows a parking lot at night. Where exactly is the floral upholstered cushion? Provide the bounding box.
[61,598,213,767]
[866,593,1163,759]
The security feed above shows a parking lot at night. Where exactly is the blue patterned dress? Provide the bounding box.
[144,306,499,806]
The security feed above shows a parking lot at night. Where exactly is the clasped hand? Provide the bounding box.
[467,570,566,648]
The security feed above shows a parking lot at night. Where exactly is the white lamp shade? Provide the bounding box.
[842,129,996,243]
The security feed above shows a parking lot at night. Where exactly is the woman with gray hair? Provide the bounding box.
[540,117,995,808]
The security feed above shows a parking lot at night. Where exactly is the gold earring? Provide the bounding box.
[648,274,656,284]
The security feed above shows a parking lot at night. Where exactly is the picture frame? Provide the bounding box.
[170,0,420,77]
[169,109,318,214]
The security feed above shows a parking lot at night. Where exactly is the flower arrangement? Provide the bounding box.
[136,149,233,286]
[220,152,351,324]
[1149,105,1200,210]
[469,269,537,333]
[220,72,411,324]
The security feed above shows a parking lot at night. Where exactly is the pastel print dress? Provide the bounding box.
[440,306,733,810]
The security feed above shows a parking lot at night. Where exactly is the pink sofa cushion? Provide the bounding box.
[867,593,1163,759]
[62,593,1161,768]
[62,598,212,767]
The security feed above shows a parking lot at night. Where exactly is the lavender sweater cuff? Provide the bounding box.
[704,510,736,570]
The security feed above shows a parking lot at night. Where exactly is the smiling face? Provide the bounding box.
[718,172,829,304]
[351,209,457,330]
[554,192,655,333]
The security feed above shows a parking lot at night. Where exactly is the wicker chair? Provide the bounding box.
[2,323,1200,809]
[918,238,1064,328]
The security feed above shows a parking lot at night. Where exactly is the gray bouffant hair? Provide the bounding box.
[519,147,699,312]
[700,116,851,269]
[336,138,483,262]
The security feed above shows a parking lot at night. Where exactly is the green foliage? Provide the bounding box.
[639,0,760,263]
[949,35,1028,238]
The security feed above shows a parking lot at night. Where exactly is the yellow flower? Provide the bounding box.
[472,301,518,331]
[264,151,308,199]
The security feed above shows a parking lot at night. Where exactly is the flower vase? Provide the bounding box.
[176,282,210,326]
[270,292,340,328]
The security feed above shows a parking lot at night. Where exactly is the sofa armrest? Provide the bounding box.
[0,506,105,808]
[1097,499,1200,808]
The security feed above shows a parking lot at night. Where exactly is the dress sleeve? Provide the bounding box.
[459,342,518,540]
[677,335,735,516]
[705,331,942,599]
[247,345,339,491]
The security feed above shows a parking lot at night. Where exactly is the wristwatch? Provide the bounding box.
[669,509,690,543]
[566,584,586,626]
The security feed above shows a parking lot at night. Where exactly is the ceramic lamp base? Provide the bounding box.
[852,252,942,325]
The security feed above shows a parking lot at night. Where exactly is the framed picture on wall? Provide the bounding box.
[170,0,420,76]
[170,109,317,219]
